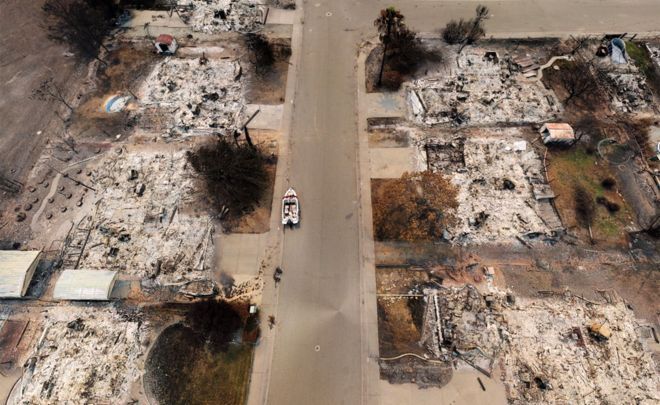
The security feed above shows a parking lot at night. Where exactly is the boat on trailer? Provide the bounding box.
[281,187,300,227]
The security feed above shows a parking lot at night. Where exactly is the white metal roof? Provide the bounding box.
[53,270,118,301]
[0,251,41,298]
[540,123,575,140]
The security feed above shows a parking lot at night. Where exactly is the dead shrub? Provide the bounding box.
[394,38,443,74]
[557,60,600,105]
[373,171,458,241]
[572,115,603,148]
[246,33,275,74]
[601,177,616,190]
[185,300,243,352]
[442,19,471,44]
[596,196,621,213]
[442,5,489,47]
[574,186,595,227]
[187,138,268,218]
[43,0,122,63]
[618,117,653,159]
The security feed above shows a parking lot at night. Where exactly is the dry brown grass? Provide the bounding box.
[377,297,424,357]
[371,171,458,242]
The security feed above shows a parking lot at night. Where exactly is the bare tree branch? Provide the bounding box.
[31,77,74,111]
[42,0,121,64]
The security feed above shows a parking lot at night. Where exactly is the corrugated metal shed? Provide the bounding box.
[0,251,41,298]
[53,270,118,301]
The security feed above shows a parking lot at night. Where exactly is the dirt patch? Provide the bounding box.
[227,161,276,233]
[244,38,291,104]
[365,40,445,93]
[377,297,424,357]
[368,127,411,148]
[71,43,157,134]
[376,267,431,295]
[498,256,660,325]
[541,59,609,113]
[0,0,81,218]
[245,60,289,104]
[374,241,458,269]
[0,320,28,366]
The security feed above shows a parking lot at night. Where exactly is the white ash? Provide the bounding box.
[78,149,215,285]
[607,72,653,112]
[14,307,146,405]
[420,286,659,405]
[502,293,659,405]
[139,58,245,137]
[178,0,264,33]
[425,134,556,245]
[407,49,559,127]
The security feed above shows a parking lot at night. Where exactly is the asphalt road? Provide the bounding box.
[265,1,660,404]
[265,3,364,404]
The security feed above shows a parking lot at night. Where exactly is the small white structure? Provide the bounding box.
[0,250,41,298]
[539,123,575,145]
[155,34,178,55]
[53,269,118,301]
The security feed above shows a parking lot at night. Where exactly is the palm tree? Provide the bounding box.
[374,7,407,87]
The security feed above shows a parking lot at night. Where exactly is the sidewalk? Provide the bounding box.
[245,5,303,405]
[356,41,386,405]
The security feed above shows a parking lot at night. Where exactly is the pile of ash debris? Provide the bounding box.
[502,291,658,404]
[177,0,265,33]
[607,71,654,112]
[423,132,562,245]
[15,307,147,404]
[139,58,245,137]
[406,49,560,127]
[387,283,659,404]
[76,148,216,287]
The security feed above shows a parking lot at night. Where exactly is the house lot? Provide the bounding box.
[10,307,147,405]
[178,0,266,34]
[407,49,561,127]
[75,147,215,286]
[138,58,246,137]
[425,132,562,245]
[393,285,659,405]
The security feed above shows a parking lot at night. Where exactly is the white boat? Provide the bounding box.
[281,187,300,227]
